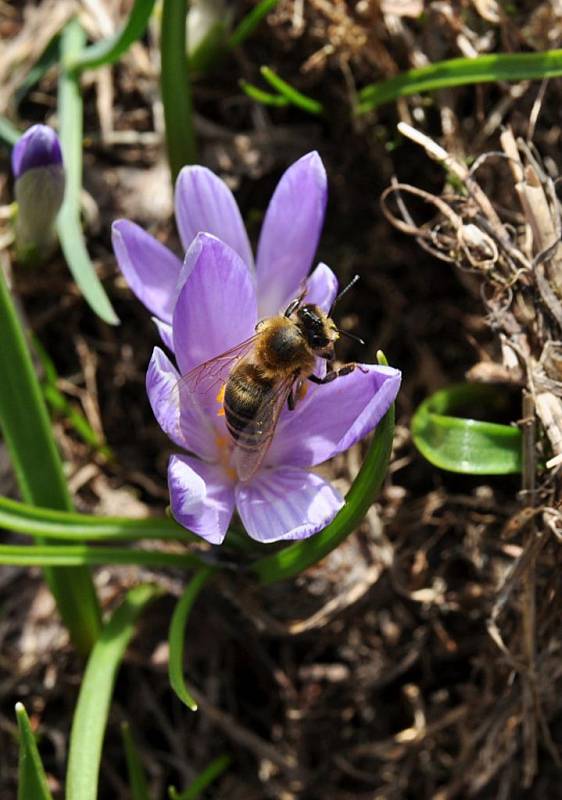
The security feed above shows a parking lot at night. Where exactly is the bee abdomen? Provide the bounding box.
[224,366,274,447]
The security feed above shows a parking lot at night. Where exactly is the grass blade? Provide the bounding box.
[169,754,231,800]
[0,268,101,655]
[161,0,197,181]
[66,0,156,72]
[240,80,289,107]
[57,19,119,325]
[357,50,562,114]
[411,383,522,474]
[260,66,323,115]
[15,703,53,800]
[121,722,151,800]
[0,543,204,569]
[66,584,162,800]
[168,568,214,711]
[228,0,279,48]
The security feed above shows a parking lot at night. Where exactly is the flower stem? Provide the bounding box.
[160,0,197,182]
[0,269,101,655]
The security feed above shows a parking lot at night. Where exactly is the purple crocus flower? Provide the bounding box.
[112,152,337,350]
[12,124,65,261]
[112,153,401,544]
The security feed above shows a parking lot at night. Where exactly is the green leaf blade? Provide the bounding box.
[411,383,522,474]
[58,20,119,325]
[260,66,323,115]
[168,569,214,711]
[66,584,162,800]
[66,0,156,72]
[357,50,562,114]
[228,0,279,49]
[0,543,204,569]
[161,0,197,181]
[121,722,151,800]
[0,269,101,655]
[169,754,231,800]
[16,703,53,800]
[240,80,290,107]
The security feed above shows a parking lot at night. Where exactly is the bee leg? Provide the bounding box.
[288,387,296,411]
[308,363,358,385]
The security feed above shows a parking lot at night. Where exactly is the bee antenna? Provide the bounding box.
[330,274,360,315]
[338,328,365,346]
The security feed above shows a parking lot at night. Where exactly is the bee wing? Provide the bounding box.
[169,334,261,444]
[233,372,297,482]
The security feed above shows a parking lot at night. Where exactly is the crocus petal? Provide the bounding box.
[175,166,254,268]
[152,318,175,352]
[112,220,182,323]
[268,365,401,468]
[256,152,327,316]
[305,262,338,312]
[172,233,257,375]
[236,467,343,543]
[146,347,217,459]
[12,124,63,178]
[168,454,235,545]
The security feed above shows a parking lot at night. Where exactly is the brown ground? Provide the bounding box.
[0,1,561,798]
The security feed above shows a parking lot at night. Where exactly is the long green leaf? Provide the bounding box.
[57,20,119,325]
[168,568,213,711]
[260,66,323,115]
[0,497,190,542]
[66,0,156,72]
[15,703,53,800]
[228,0,279,48]
[0,495,254,549]
[411,383,522,474]
[0,269,101,655]
[121,722,151,800]
[169,754,231,800]
[66,584,162,800]
[0,543,204,569]
[161,0,197,181]
[252,403,395,585]
[357,50,562,114]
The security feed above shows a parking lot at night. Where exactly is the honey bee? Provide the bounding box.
[172,277,363,482]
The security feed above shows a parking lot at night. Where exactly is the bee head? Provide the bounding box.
[295,303,339,354]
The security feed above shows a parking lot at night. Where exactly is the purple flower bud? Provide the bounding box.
[12,124,63,179]
[12,125,65,263]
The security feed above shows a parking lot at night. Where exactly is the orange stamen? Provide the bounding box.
[216,384,226,417]
[215,434,236,481]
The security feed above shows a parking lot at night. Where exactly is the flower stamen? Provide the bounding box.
[216,384,226,417]
[215,433,236,481]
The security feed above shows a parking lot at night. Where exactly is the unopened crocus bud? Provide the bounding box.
[12,124,65,263]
